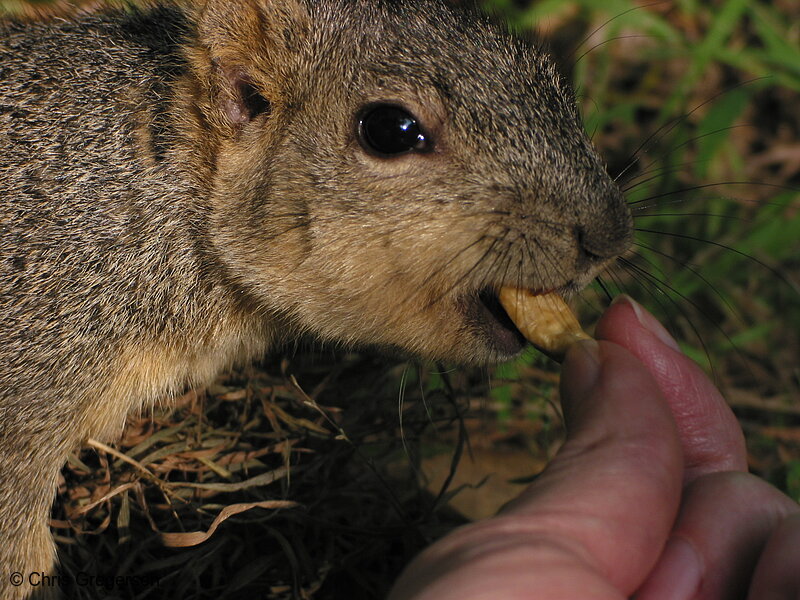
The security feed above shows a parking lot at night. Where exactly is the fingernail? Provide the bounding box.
[636,537,702,600]
[612,295,681,353]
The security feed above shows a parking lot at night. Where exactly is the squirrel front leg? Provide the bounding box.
[0,442,64,600]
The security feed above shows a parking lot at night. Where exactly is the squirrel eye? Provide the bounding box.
[358,104,430,157]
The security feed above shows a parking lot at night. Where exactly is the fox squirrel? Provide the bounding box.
[0,0,632,597]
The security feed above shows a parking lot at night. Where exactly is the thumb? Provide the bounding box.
[500,340,685,593]
[389,340,684,600]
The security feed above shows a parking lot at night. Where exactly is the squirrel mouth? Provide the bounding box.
[465,289,529,357]
[465,285,586,360]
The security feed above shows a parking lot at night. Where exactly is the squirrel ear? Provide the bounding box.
[193,0,311,126]
[212,63,273,125]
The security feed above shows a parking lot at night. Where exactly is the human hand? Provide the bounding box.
[389,295,800,599]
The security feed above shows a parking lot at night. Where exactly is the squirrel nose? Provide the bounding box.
[574,201,633,264]
[574,184,634,262]
[576,223,631,260]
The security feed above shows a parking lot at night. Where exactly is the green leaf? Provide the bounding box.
[786,460,800,502]
[693,88,750,179]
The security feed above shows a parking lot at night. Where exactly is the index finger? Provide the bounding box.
[595,296,747,481]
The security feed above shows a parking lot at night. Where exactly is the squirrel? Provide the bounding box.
[0,0,633,597]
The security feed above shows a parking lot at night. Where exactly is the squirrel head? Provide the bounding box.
[188,0,633,364]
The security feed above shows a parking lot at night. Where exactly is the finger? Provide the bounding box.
[635,471,800,600]
[595,295,747,480]
[748,512,800,599]
[389,340,683,599]
[503,340,685,592]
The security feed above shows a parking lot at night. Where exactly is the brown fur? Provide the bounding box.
[0,0,632,597]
